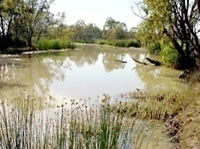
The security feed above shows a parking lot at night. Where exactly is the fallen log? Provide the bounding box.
[179,70,190,79]
[115,59,127,63]
[146,57,161,66]
[132,57,148,65]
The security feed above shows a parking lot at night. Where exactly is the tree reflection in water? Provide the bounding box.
[0,46,147,108]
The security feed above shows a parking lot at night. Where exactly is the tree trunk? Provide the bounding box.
[28,36,32,47]
[198,0,200,13]
[37,31,42,42]
[0,15,5,39]
[28,30,34,47]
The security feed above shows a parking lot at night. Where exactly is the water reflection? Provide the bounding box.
[0,46,147,103]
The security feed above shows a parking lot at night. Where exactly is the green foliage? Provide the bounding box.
[0,0,57,49]
[147,42,162,55]
[103,17,127,40]
[160,44,179,67]
[57,21,102,43]
[126,40,141,48]
[98,39,141,48]
[38,39,75,50]
[114,40,127,47]
[136,0,200,69]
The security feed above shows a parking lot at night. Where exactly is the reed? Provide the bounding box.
[0,95,147,149]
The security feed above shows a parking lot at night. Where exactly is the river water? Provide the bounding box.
[0,44,185,148]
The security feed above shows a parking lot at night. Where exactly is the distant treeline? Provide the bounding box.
[44,17,138,45]
[0,0,139,52]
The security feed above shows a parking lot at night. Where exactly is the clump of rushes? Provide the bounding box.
[98,40,141,48]
[38,39,75,50]
[0,95,143,149]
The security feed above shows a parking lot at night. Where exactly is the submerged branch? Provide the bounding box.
[115,59,127,63]
[132,57,148,65]
[132,57,162,66]
[146,58,161,66]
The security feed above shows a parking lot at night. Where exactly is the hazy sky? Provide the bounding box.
[50,0,141,29]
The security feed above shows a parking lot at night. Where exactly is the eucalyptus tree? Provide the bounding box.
[22,0,55,47]
[103,17,127,40]
[84,24,102,42]
[64,21,102,43]
[0,0,22,44]
[0,0,55,49]
[136,0,200,69]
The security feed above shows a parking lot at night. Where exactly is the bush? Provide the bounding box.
[99,40,106,45]
[147,42,162,55]
[114,40,126,47]
[12,37,27,47]
[38,39,75,50]
[98,40,141,48]
[160,44,179,67]
[66,41,76,49]
[75,39,95,44]
[126,40,141,48]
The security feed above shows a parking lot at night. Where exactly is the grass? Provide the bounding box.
[98,39,141,48]
[0,95,146,149]
[111,85,200,148]
[112,89,193,121]
[38,39,75,50]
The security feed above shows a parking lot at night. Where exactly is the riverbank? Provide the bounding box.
[0,43,146,58]
[0,44,199,148]
[112,79,200,148]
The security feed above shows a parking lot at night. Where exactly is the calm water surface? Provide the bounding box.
[0,44,185,148]
[0,45,151,100]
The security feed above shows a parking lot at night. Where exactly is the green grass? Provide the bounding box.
[98,39,141,48]
[38,39,75,50]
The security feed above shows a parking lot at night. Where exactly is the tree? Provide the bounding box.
[103,17,127,40]
[84,24,102,42]
[135,0,200,69]
[198,0,200,13]
[0,0,55,49]
[64,21,102,43]
[22,0,54,47]
[0,0,23,47]
[73,19,86,41]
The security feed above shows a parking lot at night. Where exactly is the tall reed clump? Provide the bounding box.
[0,96,139,149]
[38,39,75,50]
[98,40,141,48]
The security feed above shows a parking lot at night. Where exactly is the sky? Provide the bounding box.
[50,0,142,30]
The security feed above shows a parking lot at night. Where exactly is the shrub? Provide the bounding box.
[126,40,141,48]
[98,40,141,48]
[160,44,179,67]
[114,40,126,47]
[66,41,76,49]
[147,42,162,55]
[38,39,50,50]
[50,40,64,49]
[99,40,106,45]
[38,39,75,50]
